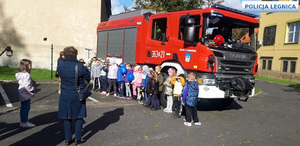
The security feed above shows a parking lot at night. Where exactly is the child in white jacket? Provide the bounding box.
[15,59,36,128]
[163,68,177,113]
[106,58,118,96]
[91,60,102,91]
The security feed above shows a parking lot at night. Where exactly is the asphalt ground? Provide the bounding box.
[0,80,299,146]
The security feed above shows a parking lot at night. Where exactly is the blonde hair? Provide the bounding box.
[187,72,196,81]
[19,59,32,73]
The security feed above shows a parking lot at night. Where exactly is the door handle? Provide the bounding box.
[161,42,165,45]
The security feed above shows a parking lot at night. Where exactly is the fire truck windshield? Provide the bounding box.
[203,15,257,53]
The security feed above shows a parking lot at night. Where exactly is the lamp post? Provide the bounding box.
[0,46,13,57]
[50,44,54,80]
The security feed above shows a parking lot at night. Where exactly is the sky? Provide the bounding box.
[111,0,262,15]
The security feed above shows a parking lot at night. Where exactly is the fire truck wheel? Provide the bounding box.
[159,87,167,108]
[218,98,234,110]
[206,98,234,110]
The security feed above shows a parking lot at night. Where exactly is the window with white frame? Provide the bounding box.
[261,57,273,70]
[281,57,297,73]
[287,21,300,43]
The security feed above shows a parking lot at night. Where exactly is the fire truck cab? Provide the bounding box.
[97,5,259,108]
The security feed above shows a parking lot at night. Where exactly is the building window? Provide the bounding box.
[263,25,276,46]
[262,60,266,69]
[281,58,297,73]
[287,21,300,43]
[290,61,296,73]
[282,61,288,72]
[267,60,272,70]
[261,57,273,70]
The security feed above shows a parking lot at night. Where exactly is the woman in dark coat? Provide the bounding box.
[57,46,90,145]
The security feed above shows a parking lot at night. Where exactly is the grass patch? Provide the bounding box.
[0,66,58,81]
[255,76,300,87]
[255,88,261,94]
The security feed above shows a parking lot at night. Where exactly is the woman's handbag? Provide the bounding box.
[75,64,91,101]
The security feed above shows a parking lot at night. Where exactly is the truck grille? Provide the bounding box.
[221,60,252,66]
[212,49,257,74]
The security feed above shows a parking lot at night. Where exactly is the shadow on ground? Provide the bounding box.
[197,99,243,111]
[0,81,42,106]
[0,111,63,146]
[285,84,300,95]
[0,108,124,146]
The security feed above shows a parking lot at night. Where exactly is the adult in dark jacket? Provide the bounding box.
[57,46,91,145]
[145,70,160,111]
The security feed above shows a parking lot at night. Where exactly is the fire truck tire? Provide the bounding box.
[218,98,234,110]
[206,98,234,110]
[159,87,167,108]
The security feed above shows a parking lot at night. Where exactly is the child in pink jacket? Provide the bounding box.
[131,65,143,100]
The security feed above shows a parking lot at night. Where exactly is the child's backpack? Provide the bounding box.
[173,80,183,95]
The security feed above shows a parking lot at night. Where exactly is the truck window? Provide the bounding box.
[203,15,257,53]
[178,15,200,40]
[151,18,167,41]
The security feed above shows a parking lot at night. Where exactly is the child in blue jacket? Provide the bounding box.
[117,64,125,98]
[100,65,108,95]
[182,72,201,126]
[124,63,133,99]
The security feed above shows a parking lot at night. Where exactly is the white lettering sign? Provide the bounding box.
[179,49,196,52]
[152,51,165,58]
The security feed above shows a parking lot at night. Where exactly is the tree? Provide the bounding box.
[134,0,205,12]
[134,0,164,12]
[134,0,224,12]
[205,0,224,8]
[122,6,132,13]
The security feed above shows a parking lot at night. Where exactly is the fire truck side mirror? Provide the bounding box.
[183,17,197,43]
[183,25,196,43]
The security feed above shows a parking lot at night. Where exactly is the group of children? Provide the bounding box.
[15,56,201,128]
[90,57,201,126]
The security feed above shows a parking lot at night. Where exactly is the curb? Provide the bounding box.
[253,89,262,97]
[0,80,59,84]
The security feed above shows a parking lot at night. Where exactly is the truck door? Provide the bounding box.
[145,17,169,65]
[172,14,201,71]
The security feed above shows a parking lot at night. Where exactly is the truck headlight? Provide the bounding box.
[198,78,216,85]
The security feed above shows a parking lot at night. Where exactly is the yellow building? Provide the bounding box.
[257,1,300,82]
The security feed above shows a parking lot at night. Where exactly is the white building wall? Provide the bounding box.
[0,0,101,69]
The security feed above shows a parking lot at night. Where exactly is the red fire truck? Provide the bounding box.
[96,5,259,109]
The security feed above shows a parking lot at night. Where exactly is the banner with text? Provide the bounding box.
[242,1,299,13]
